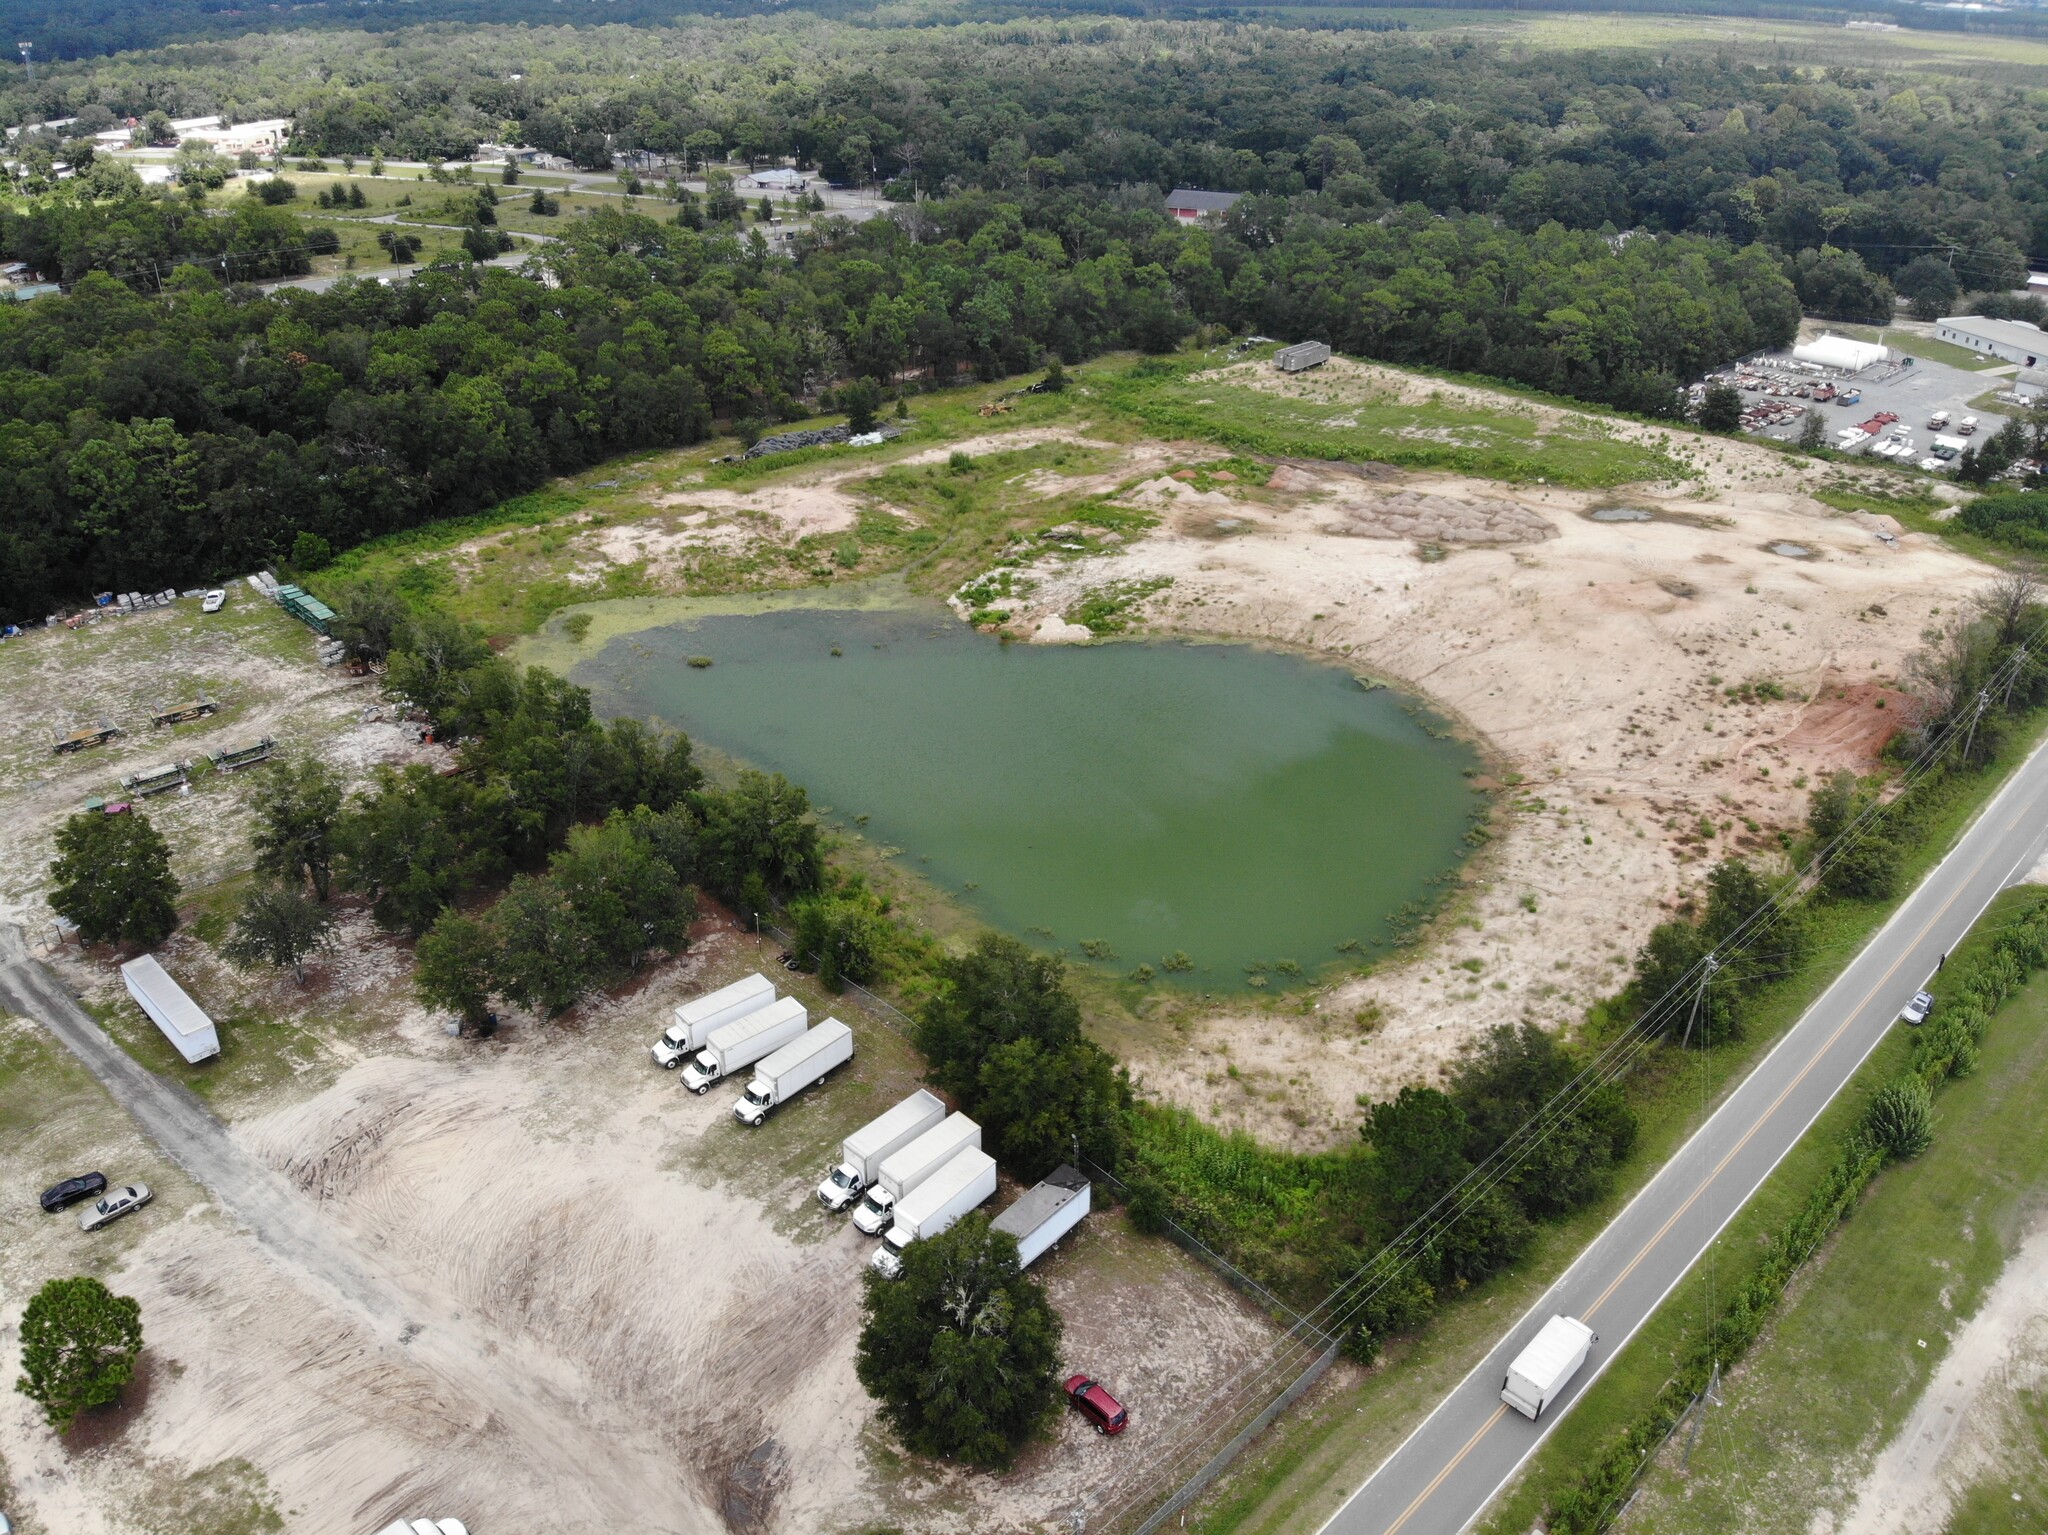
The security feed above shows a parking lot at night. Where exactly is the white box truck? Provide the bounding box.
[818,1089,946,1211]
[990,1164,1091,1268]
[652,972,775,1068]
[1500,1315,1596,1420]
[119,955,221,1064]
[681,997,806,1094]
[852,1112,982,1235]
[735,1019,855,1125]
[870,1147,998,1279]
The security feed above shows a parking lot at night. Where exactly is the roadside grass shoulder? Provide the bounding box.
[1193,711,2048,1535]
[1945,1383,2048,1533]
[1591,886,2048,1535]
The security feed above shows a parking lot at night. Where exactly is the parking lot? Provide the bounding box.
[1713,342,2013,472]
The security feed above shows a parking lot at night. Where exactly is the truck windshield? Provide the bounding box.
[746,1086,770,1106]
[831,1166,856,1189]
[693,1053,716,1074]
[663,1028,687,1047]
[861,1191,890,1216]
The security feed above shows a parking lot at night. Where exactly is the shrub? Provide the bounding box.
[1861,1076,1934,1160]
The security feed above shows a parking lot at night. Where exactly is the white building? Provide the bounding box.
[740,167,808,192]
[1934,315,2046,369]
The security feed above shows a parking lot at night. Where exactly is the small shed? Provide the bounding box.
[120,955,221,1063]
[1275,340,1332,373]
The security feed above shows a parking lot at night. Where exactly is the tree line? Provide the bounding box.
[0,179,1804,620]
[5,12,2038,297]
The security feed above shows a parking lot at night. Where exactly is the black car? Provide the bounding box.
[39,1172,107,1213]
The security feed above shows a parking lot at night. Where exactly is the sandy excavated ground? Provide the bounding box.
[0,925,1282,1535]
[0,594,454,931]
[1832,1214,2048,1535]
[947,394,1993,1146]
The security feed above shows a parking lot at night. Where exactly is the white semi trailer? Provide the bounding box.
[734,1019,855,1125]
[869,1147,999,1279]
[990,1164,1091,1268]
[1500,1315,1596,1421]
[651,972,775,1068]
[818,1089,947,1211]
[851,1112,982,1235]
[681,997,807,1094]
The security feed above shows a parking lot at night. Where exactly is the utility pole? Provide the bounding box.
[2005,647,2030,713]
[1679,954,1719,1052]
[1962,688,1992,762]
[16,41,30,82]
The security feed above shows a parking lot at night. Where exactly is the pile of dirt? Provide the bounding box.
[1319,487,1556,545]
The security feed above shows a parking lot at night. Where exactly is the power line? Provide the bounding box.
[1093,616,2048,1532]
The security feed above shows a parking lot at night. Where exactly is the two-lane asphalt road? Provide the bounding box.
[1323,736,2048,1535]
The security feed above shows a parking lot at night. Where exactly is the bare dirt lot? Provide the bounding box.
[939,368,1997,1146]
[1,918,1285,1535]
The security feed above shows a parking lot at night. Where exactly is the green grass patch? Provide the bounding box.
[1820,323,2010,373]
[1591,888,2048,1534]
[1090,356,1683,488]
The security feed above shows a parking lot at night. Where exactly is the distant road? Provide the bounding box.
[1320,735,2048,1535]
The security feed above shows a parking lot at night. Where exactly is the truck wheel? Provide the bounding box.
[664,1059,678,1070]
[692,1084,707,1095]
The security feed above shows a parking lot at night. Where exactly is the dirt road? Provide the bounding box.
[0,923,706,1531]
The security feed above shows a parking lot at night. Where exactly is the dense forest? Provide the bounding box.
[0,188,1795,618]
[0,13,2038,614]
[3,0,2040,62]
[2,19,2040,292]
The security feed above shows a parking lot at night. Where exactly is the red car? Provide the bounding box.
[1064,1374,1129,1435]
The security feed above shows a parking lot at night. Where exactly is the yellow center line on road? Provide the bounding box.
[1383,1405,1511,1535]
[1585,789,2029,1322]
[1366,784,2039,1534]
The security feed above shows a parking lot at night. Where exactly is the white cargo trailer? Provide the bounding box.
[1500,1315,1596,1420]
[119,955,221,1064]
[852,1112,983,1235]
[818,1089,947,1211]
[870,1148,998,1278]
[681,997,807,1093]
[652,972,775,1068]
[990,1164,1091,1268]
[735,1019,855,1125]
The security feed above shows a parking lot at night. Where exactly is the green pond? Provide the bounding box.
[562,598,1483,988]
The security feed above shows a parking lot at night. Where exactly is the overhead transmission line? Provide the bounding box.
[1089,617,2048,1534]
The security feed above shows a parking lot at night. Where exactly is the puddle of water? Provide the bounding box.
[1588,506,1654,523]
[564,597,1483,986]
[1765,541,1817,559]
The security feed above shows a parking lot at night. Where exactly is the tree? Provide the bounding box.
[691,771,824,909]
[1696,383,1742,433]
[548,816,694,977]
[250,755,344,899]
[291,531,332,571]
[789,889,890,989]
[1893,254,1960,322]
[330,577,409,665]
[975,1035,1129,1179]
[49,810,180,949]
[1448,1024,1635,1220]
[1362,1085,1472,1230]
[916,933,1082,1101]
[855,1215,1063,1468]
[221,880,336,984]
[1797,409,1826,453]
[841,377,881,435]
[16,1277,143,1432]
[1809,771,1900,900]
[488,874,594,1015]
[335,764,501,935]
[415,909,498,1032]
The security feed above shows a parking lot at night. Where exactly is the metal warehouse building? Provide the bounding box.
[1934,315,2047,368]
